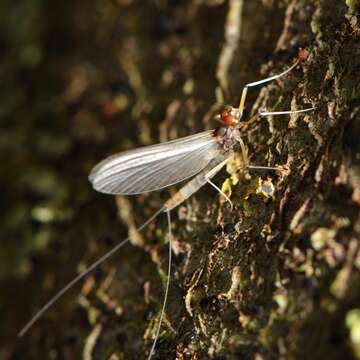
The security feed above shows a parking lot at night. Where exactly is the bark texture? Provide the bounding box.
[2,1,360,360]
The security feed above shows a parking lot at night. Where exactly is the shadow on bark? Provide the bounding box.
[1,0,360,359]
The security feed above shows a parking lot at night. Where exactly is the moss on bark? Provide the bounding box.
[2,1,360,359]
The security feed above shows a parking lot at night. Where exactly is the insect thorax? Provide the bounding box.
[215,126,241,153]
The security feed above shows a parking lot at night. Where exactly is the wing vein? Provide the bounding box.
[89,130,220,195]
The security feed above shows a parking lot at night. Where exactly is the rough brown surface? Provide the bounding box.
[2,0,360,359]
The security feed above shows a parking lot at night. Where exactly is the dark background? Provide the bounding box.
[1,0,360,359]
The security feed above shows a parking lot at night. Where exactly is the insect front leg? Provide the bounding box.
[238,60,300,118]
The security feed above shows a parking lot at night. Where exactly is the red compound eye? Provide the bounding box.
[220,109,235,126]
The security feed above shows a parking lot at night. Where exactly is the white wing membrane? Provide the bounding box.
[89,130,220,195]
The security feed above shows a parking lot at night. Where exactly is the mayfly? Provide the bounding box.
[19,58,313,359]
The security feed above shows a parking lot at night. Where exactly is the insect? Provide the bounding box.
[19,58,314,359]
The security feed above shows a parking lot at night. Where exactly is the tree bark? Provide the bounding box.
[4,1,360,359]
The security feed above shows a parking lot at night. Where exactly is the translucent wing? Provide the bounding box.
[89,130,221,195]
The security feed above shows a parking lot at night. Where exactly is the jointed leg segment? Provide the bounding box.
[238,60,300,117]
[259,107,314,117]
[206,178,233,210]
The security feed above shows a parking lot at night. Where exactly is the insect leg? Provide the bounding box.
[238,60,300,117]
[164,157,229,211]
[237,137,249,167]
[206,178,233,210]
[259,107,314,116]
[239,112,259,126]
[242,108,314,172]
[248,165,284,171]
[147,209,172,360]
